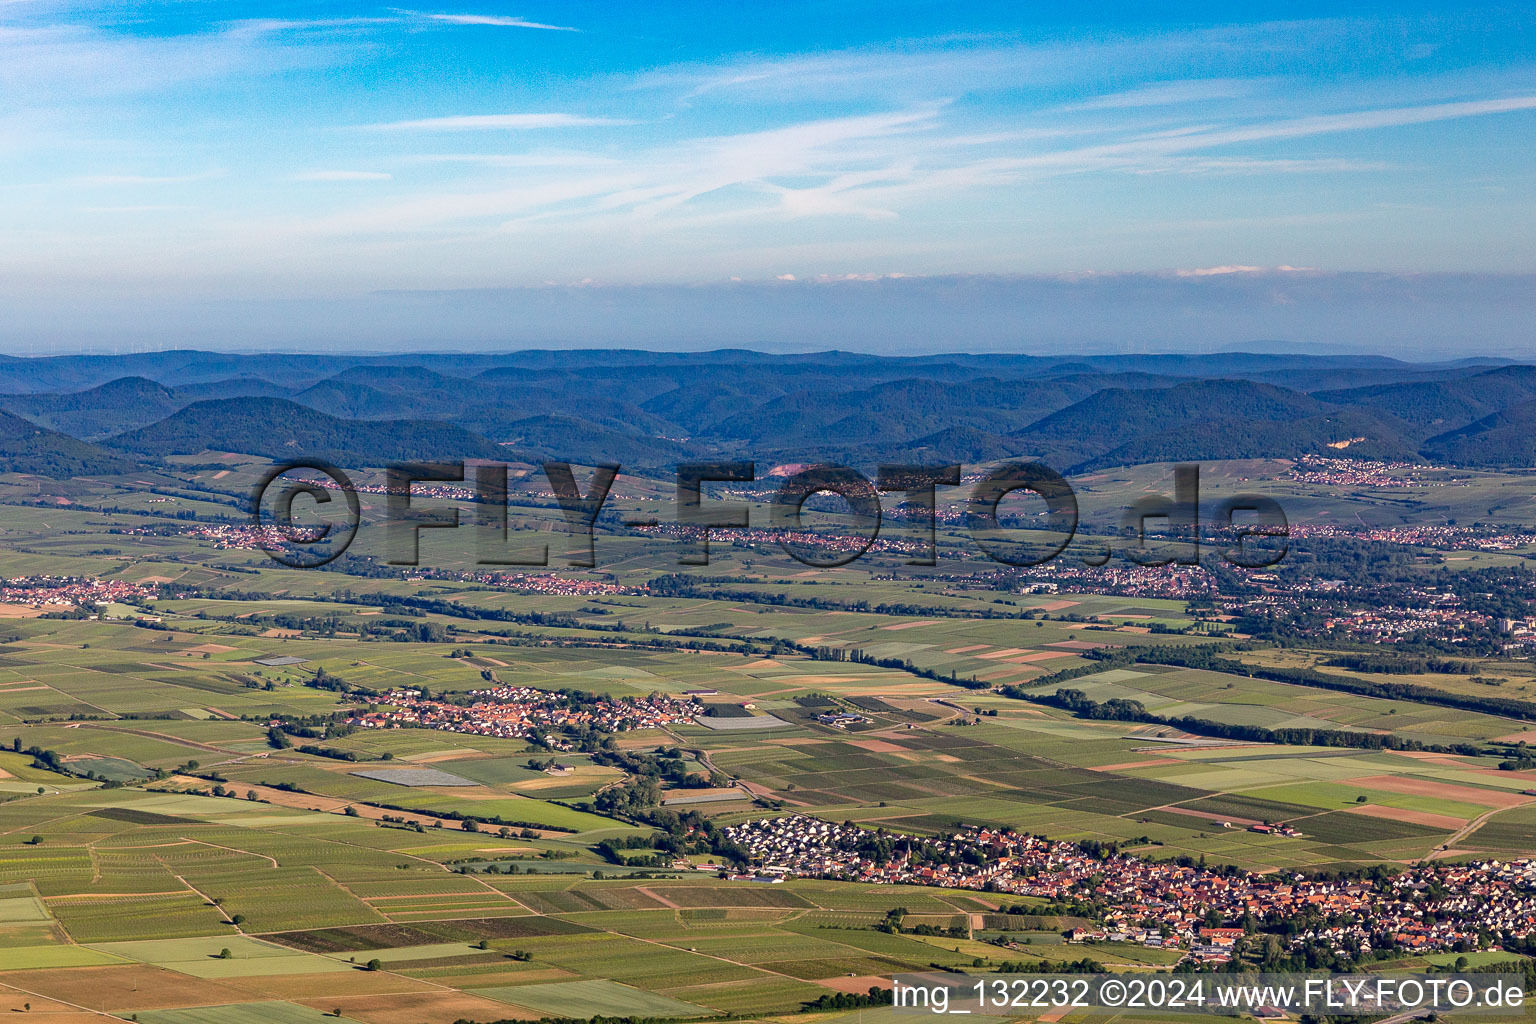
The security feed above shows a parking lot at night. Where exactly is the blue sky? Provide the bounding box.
[1,3,1533,352]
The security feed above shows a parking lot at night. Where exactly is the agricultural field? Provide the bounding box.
[0,456,1534,1022]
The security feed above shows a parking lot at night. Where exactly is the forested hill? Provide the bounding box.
[0,410,141,478]
[104,397,509,465]
[0,349,1522,474]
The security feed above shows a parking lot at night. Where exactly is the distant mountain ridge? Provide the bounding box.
[0,375,286,440]
[0,350,1525,476]
[105,397,509,465]
[1316,365,1536,439]
[1423,398,1536,467]
[1009,379,1414,471]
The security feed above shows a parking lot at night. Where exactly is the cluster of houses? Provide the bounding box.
[1210,577,1516,648]
[1319,601,1495,644]
[1290,521,1536,551]
[0,575,157,608]
[187,523,314,550]
[454,573,632,596]
[631,520,929,559]
[1008,564,1221,598]
[346,686,703,742]
[1284,455,1438,489]
[721,816,1536,964]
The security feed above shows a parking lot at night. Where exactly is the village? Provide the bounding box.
[1289,520,1536,551]
[0,574,157,608]
[1283,454,1448,489]
[346,685,704,744]
[721,816,1536,965]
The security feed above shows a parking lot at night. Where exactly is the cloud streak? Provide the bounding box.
[292,169,393,181]
[361,113,638,131]
[419,12,577,31]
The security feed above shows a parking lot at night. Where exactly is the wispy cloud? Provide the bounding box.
[292,169,393,181]
[417,12,577,31]
[1065,78,1257,110]
[275,86,1536,244]
[1128,157,1389,175]
[79,204,194,213]
[70,171,223,186]
[407,153,620,168]
[225,17,396,35]
[5,9,1535,313]
[362,113,637,131]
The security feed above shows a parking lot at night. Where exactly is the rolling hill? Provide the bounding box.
[105,397,509,466]
[0,376,185,439]
[0,410,141,478]
[1422,399,1536,467]
[1013,379,1414,471]
[0,351,1522,473]
[1315,365,1536,437]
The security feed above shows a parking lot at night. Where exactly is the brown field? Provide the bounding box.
[301,990,533,1024]
[165,778,452,829]
[0,966,245,1011]
[1345,804,1468,830]
[880,620,944,630]
[847,739,905,753]
[1387,751,1482,768]
[1492,728,1536,744]
[401,749,483,764]
[0,986,84,1015]
[418,969,575,989]
[223,973,435,999]
[815,975,892,993]
[1156,806,1263,827]
[1353,775,1534,809]
[0,604,45,618]
[1095,758,1179,772]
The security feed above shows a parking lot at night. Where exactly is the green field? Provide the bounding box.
[0,458,1530,1021]
[478,979,711,1017]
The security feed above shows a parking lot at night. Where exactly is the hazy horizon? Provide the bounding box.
[1,269,1532,358]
